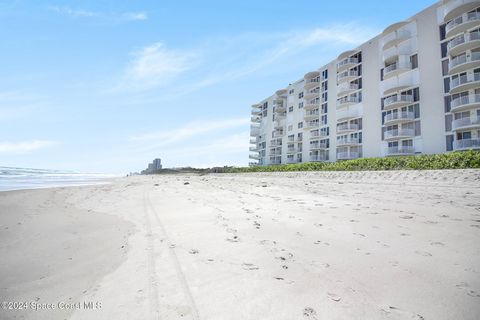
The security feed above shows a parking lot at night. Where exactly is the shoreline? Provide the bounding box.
[1,170,479,319]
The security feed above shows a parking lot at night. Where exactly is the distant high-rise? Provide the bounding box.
[142,158,163,174]
[249,0,480,166]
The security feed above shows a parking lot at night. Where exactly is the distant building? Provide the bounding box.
[142,158,163,174]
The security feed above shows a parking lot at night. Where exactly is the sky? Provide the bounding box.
[0,0,437,173]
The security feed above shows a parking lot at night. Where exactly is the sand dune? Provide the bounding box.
[0,170,479,319]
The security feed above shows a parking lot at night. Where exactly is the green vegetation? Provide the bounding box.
[226,150,480,173]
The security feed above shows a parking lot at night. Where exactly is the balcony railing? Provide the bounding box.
[384,94,414,109]
[337,137,360,146]
[336,123,360,133]
[287,147,297,153]
[447,31,480,53]
[337,82,360,95]
[337,96,360,107]
[310,154,328,162]
[336,151,360,160]
[384,111,415,123]
[451,94,480,111]
[336,57,359,70]
[443,0,480,21]
[446,11,480,36]
[384,128,415,139]
[273,131,284,138]
[450,72,480,92]
[270,139,282,147]
[449,52,480,72]
[451,116,480,130]
[310,142,328,149]
[304,121,320,129]
[305,110,320,118]
[453,138,480,149]
[382,30,411,50]
[337,70,359,82]
[384,61,411,77]
[386,146,415,156]
[310,131,327,139]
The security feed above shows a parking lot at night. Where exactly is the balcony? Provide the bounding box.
[310,154,328,162]
[443,0,480,22]
[453,138,480,150]
[310,142,328,150]
[337,96,360,108]
[382,71,418,95]
[273,101,286,113]
[450,72,480,94]
[449,52,480,75]
[383,61,412,79]
[304,110,319,120]
[251,108,262,116]
[249,154,260,160]
[451,116,480,130]
[273,131,284,138]
[385,146,415,156]
[336,57,359,72]
[270,139,282,147]
[269,149,282,156]
[337,70,360,83]
[251,116,261,123]
[384,128,415,141]
[447,31,480,56]
[250,127,260,136]
[304,100,320,110]
[337,151,360,160]
[305,89,320,100]
[337,82,360,96]
[304,121,319,130]
[450,94,480,112]
[337,137,360,146]
[383,111,415,125]
[275,89,288,97]
[249,146,258,152]
[286,158,297,164]
[382,30,411,51]
[304,78,320,90]
[269,159,282,165]
[336,123,360,133]
[287,147,297,154]
[383,94,414,110]
[446,11,480,38]
[310,131,328,139]
[337,106,362,121]
[249,138,257,144]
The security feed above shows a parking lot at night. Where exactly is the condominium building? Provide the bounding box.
[249,0,480,166]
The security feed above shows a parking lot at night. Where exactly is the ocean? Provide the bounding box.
[0,166,117,192]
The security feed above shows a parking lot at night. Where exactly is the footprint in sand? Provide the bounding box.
[242,263,259,270]
[430,241,444,246]
[327,292,341,302]
[399,215,414,219]
[303,307,318,319]
[414,250,432,257]
[380,306,424,319]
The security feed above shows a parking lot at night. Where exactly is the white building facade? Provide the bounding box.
[249,0,480,166]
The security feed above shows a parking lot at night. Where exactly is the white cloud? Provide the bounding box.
[48,6,148,22]
[0,140,58,154]
[118,42,196,91]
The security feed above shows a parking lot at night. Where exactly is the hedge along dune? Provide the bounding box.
[229,151,480,173]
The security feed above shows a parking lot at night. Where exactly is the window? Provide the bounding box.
[445,114,452,131]
[441,59,449,76]
[289,89,294,94]
[440,42,448,58]
[288,125,293,131]
[443,77,450,93]
[288,106,294,112]
[298,122,303,129]
[444,96,451,113]
[298,102,304,109]
[298,92,304,99]
[439,24,446,41]
[446,135,454,151]
[410,54,418,69]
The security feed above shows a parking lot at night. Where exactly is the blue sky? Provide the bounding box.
[0,0,436,173]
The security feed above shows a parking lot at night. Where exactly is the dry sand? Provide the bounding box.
[1,170,479,320]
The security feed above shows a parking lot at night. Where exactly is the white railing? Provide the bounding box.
[451,72,480,90]
[337,82,359,94]
[305,110,320,117]
[384,94,414,108]
[452,116,480,130]
[446,11,480,34]
[305,121,320,129]
[337,96,360,107]
[287,147,297,153]
[382,30,411,48]
[337,137,360,145]
[447,31,480,52]
[310,142,328,149]
[273,131,284,138]
[336,151,360,160]
[337,70,359,81]
[384,61,411,75]
[449,51,480,70]
[384,111,415,123]
[453,138,480,149]
[337,57,359,69]
[310,154,328,162]
[384,128,415,139]
[337,123,360,133]
[386,146,415,155]
[451,94,480,110]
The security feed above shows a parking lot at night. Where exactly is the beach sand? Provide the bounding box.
[0,170,479,319]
